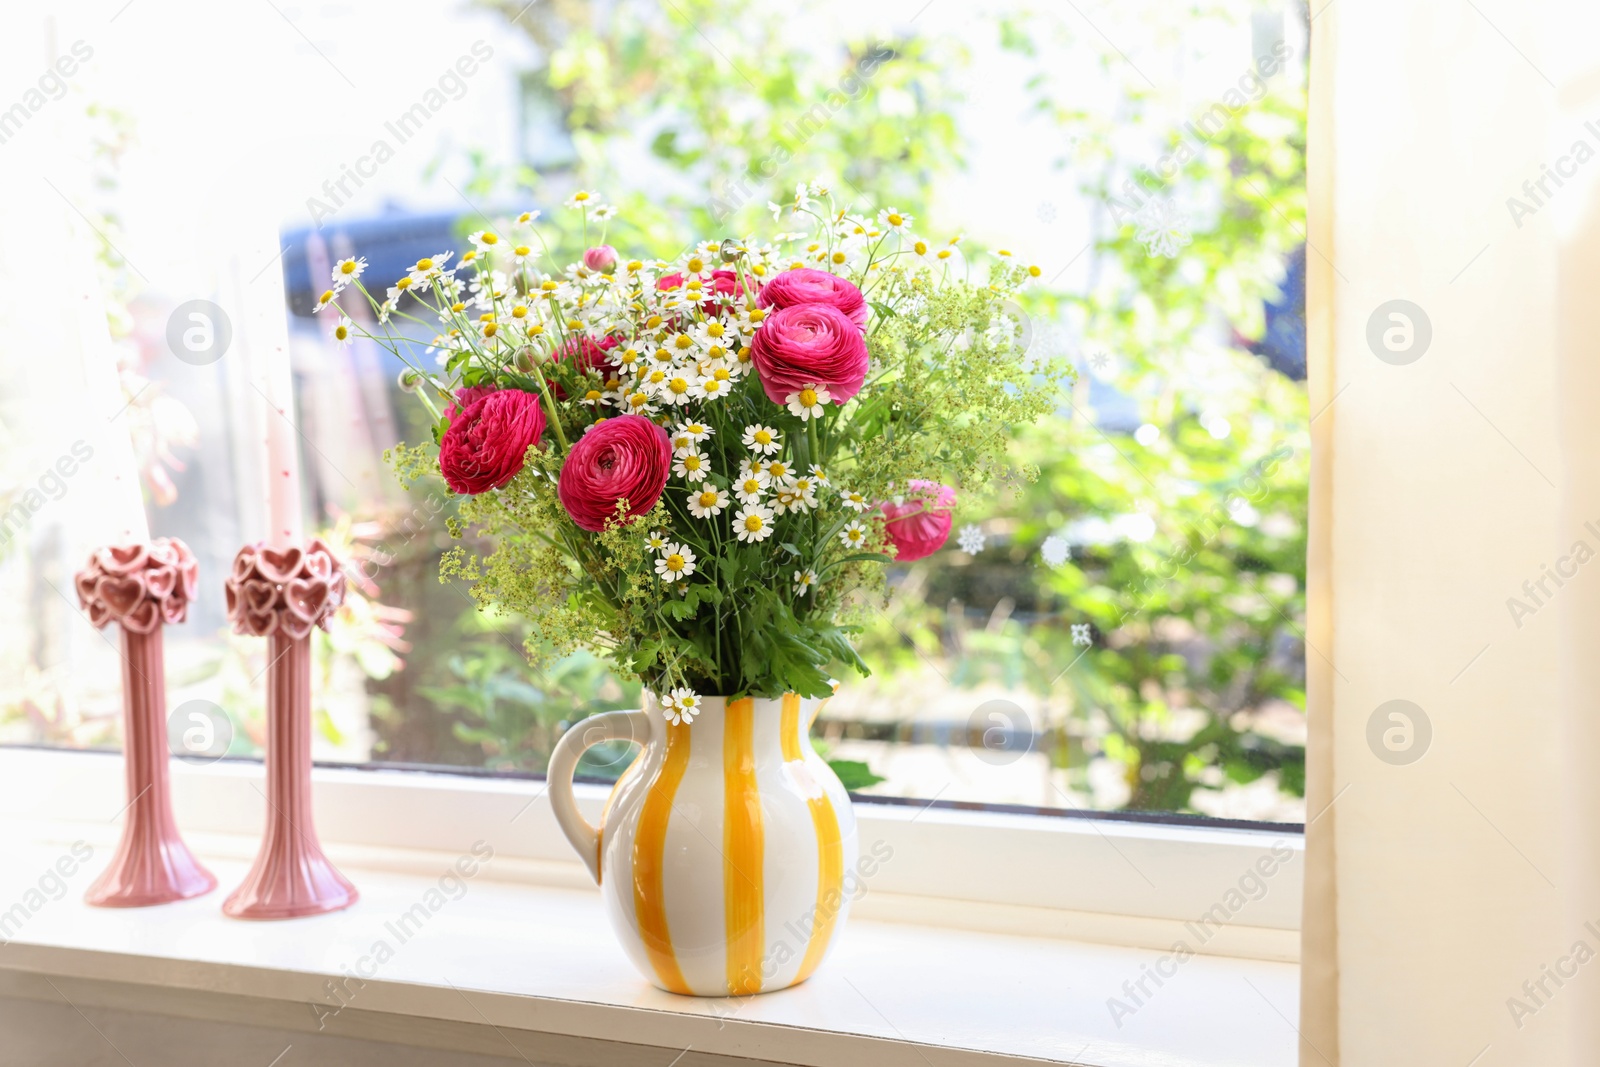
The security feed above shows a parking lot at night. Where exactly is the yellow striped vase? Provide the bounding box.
[547,693,859,996]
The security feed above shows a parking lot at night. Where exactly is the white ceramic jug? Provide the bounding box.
[547,693,859,996]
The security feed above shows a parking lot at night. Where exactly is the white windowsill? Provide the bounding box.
[0,819,1299,1067]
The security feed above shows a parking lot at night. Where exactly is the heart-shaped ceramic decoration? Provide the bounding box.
[160,596,186,625]
[74,570,98,606]
[147,540,180,567]
[124,599,162,635]
[256,546,305,584]
[241,579,278,613]
[278,613,315,641]
[145,566,178,601]
[179,561,200,601]
[242,606,278,636]
[284,578,329,623]
[233,550,259,584]
[303,547,334,581]
[96,543,148,576]
[96,574,147,617]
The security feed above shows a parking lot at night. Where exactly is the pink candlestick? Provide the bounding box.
[78,540,217,907]
[222,538,357,919]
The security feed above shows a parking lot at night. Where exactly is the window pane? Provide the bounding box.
[0,0,1307,823]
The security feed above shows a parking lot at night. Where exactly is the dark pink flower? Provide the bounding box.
[583,245,618,272]
[557,414,673,531]
[758,268,867,328]
[444,384,498,420]
[439,389,547,495]
[881,481,956,561]
[750,303,870,407]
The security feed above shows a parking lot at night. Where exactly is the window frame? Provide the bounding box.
[0,744,1303,960]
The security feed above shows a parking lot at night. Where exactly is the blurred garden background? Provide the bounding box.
[0,0,1309,821]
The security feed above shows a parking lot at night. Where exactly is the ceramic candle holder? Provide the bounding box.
[76,540,217,907]
[221,538,358,920]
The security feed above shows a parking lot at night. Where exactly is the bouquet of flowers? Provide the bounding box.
[318,182,1060,723]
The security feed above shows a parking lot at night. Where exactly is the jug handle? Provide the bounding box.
[547,709,652,883]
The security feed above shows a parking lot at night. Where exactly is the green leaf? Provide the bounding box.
[827,759,885,790]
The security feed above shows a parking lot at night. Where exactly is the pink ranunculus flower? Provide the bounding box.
[880,481,956,561]
[583,245,618,273]
[657,269,747,314]
[557,414,673,531]
[749,303,870,408]
[439,389,548,495]
[758,267,868,328]
[444,384,498,420]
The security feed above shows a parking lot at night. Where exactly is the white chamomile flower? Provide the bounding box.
[659,371,695,406]
[793,568,818,596]
[673,450,709,483]
[654,543,696,581]
[839,488,869,512]
[839,520,871,549]
[407,253,451,284]
[688,486,729,518]
[786,384,831,421]
[510,243,534,265]
[692,374,732,401]
[515,209,540,225]
[661,687,702,725]
[764,458,791,482]
[771,488,805,516]
[565,189,600,210]
[675,420,714,445]
[330,257,367,289]
[957,523,986,556]
[734,503,776,543]
[808,464,830,487]
[788,475,820,506]
[313,289,337,313]
[645,529,670,551]
[331,316,355,348]
[734,462,770,504]
[625,390,657,415]
[468,230,500,252]
[743,424,782,456]
[878,207,914,232]
[592,203,618,222]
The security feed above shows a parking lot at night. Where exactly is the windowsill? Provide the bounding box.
[0,819,1299,1067]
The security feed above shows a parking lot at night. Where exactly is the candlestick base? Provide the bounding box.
[223,541,358,920]
[76,540,217,908]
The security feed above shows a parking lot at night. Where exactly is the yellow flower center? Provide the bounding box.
[318,290,333,305]
[648,370,666,384]
[584,389,603,402]
[683,454,701,469]
[706,322,724,338]
[541,280,559,292]
[798,388,818,406]
[888,213,903,226]
[674,334,693,350]
[937,249,952,260]
[575,191,590,201]
[831,252,847,265]
[396,277,413,290]
[645,315,663,329]
[914,241,928,255]
[754,430,772,445]
[627,260,643,271]
[686,257,704,273]
[698,491,718,507]
[482,323,497,337]
[483,233,499,245]
[666,553,684,570]
[744,515,765,532]
[339,261,357,275]
[512,306,528,318]
[712,367,731,382]
[334,325,349,340]
[703,380,723,394]
[769,462,787,478]
[416,258,433,271]
[737,346,752,363]
[515,245,530,256]
[670,378,690,394]
[743,479,760,493]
